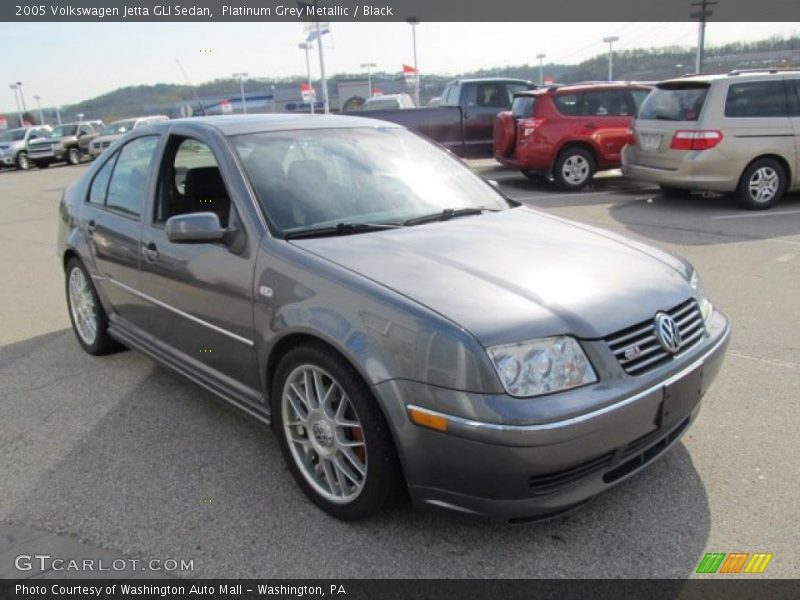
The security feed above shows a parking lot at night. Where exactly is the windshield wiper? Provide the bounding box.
[284,222,402,240]
[403,207,498,226]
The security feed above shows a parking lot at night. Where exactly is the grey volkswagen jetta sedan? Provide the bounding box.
[57,115,730,522]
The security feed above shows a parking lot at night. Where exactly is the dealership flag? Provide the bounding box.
[402,64,417,85]
[300,82,317,102]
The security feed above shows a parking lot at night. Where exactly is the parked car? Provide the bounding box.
[623,69,800,209]
[362,94,416,111]
[494,83,652,189]
[0,125,52,170]
[89,115,169,158]
[28,121,104,168]
[58,114,729,522]
[351,77,534,157]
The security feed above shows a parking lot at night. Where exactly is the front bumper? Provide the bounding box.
[374,310,730,521]
[0,152,15,166]
[28,144,65,162]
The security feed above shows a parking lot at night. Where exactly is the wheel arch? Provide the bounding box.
[737,153,792,190]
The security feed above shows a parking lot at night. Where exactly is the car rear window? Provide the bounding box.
[725,81,788,117]
[638,83,709,122]
[511,96,535,119]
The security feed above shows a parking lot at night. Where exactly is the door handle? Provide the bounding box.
[142,242,159,263]
[86,219,96,235]
[585,122,598,129]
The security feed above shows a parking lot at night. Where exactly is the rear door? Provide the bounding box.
[579,89,637,166]
[80,135,160,332]
[632,81,711,169]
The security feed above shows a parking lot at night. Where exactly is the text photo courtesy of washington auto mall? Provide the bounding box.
[1,0,800,598]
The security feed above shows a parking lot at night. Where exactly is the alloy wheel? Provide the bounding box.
[281,364,367,504]
[68,267,98,346]
[561,154,590,185]
[748,166,779,204]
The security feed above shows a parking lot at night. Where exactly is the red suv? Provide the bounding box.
[494,83,651,189]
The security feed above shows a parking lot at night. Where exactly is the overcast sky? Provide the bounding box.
[2,21,798,113]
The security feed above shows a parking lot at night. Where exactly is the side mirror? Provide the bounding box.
[165,212,226,244]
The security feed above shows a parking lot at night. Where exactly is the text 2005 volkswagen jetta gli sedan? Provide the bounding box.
[57,115,729,522]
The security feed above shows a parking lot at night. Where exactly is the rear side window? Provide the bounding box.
[476,83,506,107]
[582,90,633,116]
[105,136,159,216]
[639,84,709,122]
[511,96,535,119]
[554,94,581,116]
[725,81,788,118]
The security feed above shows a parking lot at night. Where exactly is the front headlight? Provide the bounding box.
[487,336,597,398]
[690,270,713,322]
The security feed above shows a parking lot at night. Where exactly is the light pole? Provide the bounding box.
[314,19,330,114]
[16,81,27,113]
[299,42,315,114]
[9,84,23,127]
[407,18,420,106]
[34,95,44,125]
[232,72,248,114]
[602,36,619,82]
[536,53,546,86]
[360,62,377,98]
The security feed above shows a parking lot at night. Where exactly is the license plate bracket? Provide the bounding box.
[640,133,662,150]
[657,366,704,429]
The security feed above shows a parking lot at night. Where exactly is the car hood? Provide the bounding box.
[0,140,23,150]
[291,208,693,345]
[30,136,73,145]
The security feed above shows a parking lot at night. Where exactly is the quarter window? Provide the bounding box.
[88,153,117,205]
[105,136,159,216]
[725,81,788,118]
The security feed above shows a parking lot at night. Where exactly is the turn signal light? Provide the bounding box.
[670,130,723,151]
[408,407,448,432]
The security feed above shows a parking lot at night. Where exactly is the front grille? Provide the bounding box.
[28,144,55,154]
[605,299,705,375]
[527,416,690,495]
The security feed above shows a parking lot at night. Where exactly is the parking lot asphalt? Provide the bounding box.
[1,160,798,578]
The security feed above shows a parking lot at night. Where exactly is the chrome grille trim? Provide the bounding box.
[605,299,706,375]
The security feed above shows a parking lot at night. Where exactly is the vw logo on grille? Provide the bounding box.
[654,312,682,354]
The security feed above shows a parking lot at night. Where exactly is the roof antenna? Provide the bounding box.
[176,59,208,116]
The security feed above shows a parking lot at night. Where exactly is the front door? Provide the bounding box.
[139,134,260,393]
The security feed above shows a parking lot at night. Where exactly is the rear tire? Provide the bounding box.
[67,147,82,166]
[271,343,402,520]
[553,147,595,190]
[736,158,786,210]
[65,257,118,355]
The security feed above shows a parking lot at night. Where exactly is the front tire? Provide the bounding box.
[737,158,786,210]
[553,147,596,190]
[65,258,117,355]
[271,343,401,520]
[16,152,31,170]
[67,147,82,166]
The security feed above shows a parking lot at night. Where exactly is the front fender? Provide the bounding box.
[252,238,504,399]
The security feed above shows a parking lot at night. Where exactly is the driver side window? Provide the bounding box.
[154,137,233,228]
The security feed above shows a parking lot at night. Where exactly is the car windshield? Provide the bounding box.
[49,125,78,137]
[102,120,136,135]
[0,129,26,142]
[231,127,509,236]
[638,83,709,122]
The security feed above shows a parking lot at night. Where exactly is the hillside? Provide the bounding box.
[5,34,799,126]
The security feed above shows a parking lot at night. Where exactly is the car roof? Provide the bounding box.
[153,114,405,136]
[447,77,533,85]
[516,82,651,97]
